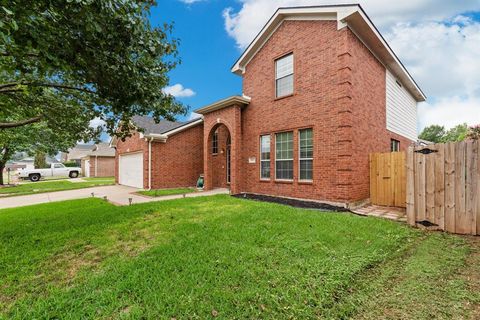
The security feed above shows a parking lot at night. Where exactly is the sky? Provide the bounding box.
[146,0,480,133]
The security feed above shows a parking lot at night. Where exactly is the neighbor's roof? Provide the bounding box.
[67,144,94,160]
[88,143,115,157]
[231,4,426,102]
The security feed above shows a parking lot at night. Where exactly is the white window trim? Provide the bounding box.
[275,132,294,181]
[275,53,294,98]
[299,129,313,182]
[260,135,271,180]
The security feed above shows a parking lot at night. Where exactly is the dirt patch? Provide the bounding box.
[233,193,347,212]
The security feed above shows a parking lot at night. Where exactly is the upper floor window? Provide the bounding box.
[391,139,400,152]
[212,130,218,155]
[275,53,294,98]
[299,128,313,181]
[275,131,294,180]
[260,135,271,180]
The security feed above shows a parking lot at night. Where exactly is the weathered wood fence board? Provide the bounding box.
[369,152,406,208]
[406,141,480,235]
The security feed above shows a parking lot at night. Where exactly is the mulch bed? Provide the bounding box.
[233,193,347,212]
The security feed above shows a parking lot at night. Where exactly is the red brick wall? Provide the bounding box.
[89,156,115,177]
[238,20,414,205]
[115,126,204,189]
[150,124,204,189]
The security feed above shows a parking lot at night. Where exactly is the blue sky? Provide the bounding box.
[150,1,244,119]
[146,0,480,131]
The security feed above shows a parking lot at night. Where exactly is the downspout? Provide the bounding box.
[95,155,98,177]
[148,138,153,190]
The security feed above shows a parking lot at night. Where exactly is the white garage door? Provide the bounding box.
[119,153,144,188]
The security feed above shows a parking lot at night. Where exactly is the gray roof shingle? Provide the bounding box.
[131,116,201,135]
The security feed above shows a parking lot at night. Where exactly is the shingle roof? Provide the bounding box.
[67,144,95,160]
[89,143,115,157]
[131,116,185,135]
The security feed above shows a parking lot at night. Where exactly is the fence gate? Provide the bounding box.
[406,141,480,235]
[369,152,406,208]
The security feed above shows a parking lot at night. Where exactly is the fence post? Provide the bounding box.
[406,146,415,226]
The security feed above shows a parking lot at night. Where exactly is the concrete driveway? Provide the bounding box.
[0,185,229,210]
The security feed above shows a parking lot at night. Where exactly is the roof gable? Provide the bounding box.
[231,4,426,102]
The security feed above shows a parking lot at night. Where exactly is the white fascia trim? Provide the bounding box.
[231,5,356,75]
[144,133,167,143]
[350,9,426,101]
[163,118,204,137]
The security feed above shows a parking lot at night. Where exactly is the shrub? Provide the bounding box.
[467,124,480,140]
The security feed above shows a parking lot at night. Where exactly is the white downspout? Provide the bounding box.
[148,138,153,190]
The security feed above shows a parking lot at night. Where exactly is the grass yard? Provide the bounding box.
[0,195,478,319]
[82,177,115,182]
[138,187,196,197]
[0,177,114,197]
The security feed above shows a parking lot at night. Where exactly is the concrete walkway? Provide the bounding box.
[0,186,230,210]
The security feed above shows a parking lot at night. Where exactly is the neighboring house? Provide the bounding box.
[81,143,116,177]
[6,155,58,172]
[112,4,425,208]
[61,144,94,166]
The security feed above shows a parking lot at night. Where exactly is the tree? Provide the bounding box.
[419,125,446,143]
[34,151,47,169]
[467,124,480,140]
[0,0,186,139]
[443,123,468,142]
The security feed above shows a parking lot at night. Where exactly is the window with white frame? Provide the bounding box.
[391,139,400,152]
[212,130,218,154]
[275,53,294,98]
[299,128,313,181]
[260,135,271,180]
[275,131,293,180]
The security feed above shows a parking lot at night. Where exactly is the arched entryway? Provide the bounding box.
[206,123,231,189]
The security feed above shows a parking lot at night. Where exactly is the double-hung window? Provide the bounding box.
[212,130,218,154]
[275,53,294,98]
[260,135,271,180]
[275,131,294,180]
[299,128,313,181]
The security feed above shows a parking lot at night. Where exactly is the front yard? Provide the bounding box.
[0,195,478,318]
[0,177,115,197]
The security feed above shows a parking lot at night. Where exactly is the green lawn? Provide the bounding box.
[0,196,478,319]
[138,187,196,197]
[0,178,114,197]
[82,177,115,182]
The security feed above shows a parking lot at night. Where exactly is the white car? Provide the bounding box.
[18,163,81,182]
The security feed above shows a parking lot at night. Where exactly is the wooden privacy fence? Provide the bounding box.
[369,152,406,208]
[406,141,480,235]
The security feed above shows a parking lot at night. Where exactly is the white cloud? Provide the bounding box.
[223,0,480,49]
[89,117,106,129]
[163,84,196,98]
[419,97,480,130]
[222,0,480,131]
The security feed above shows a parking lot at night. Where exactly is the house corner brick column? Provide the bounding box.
[336,28,355,202]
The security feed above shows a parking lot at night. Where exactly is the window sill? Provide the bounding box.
[298,180,314,185]
[275,179,294,184]
[274,93,294,101]
[212,153,218,156]
[259,179,271,183]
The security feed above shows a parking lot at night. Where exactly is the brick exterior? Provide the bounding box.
[115,20,415,206]
[115,125,204,189]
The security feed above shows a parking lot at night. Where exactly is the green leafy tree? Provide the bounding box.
[419,125,446,143]
[0,0,186,139]
[443,123,468,142]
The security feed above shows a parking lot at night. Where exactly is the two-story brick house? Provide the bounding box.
[113,4,425,208]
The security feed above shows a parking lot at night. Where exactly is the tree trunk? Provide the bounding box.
[0,163,4,185]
